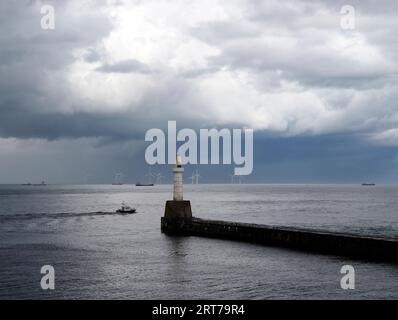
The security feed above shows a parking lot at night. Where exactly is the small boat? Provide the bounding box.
[362,183,376,186]
[116,203,137,214]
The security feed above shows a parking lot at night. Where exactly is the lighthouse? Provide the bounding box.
[173,154,184,201]
[161,154,192,234]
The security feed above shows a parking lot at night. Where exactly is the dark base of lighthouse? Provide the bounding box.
[161,200,192,235]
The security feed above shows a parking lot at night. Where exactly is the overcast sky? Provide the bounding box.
[0,0,398,184]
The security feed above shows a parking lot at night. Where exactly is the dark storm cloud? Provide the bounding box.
[0,1,203,143]
[1,0,398,141]
[0,104,139,141]
[0,0,114,140]
[252,132,398,183]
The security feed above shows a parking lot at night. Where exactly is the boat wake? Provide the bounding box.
[0,211,132,222]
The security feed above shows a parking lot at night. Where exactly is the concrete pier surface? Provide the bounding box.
[161,216,398,263]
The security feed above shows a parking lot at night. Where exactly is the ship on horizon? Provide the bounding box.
[136,168,155,186]
[21,181,46,186]
[135,182,154,187]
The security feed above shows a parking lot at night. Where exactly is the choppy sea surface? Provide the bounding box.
[0,184,397,300]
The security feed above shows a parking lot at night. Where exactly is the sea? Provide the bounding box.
[0,184,397,300]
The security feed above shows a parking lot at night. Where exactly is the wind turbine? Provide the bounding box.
[84,173,92,184]
[190,171,196,184]
[144,167,156,184]
[156,173,164,184]
[113,172,124,185]
[195,169,201,184]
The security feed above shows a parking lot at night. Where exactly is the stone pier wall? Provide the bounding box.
[161,217,398,263]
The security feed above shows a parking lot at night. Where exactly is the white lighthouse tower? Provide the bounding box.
[173,154,184,201]
[161,153,192,233]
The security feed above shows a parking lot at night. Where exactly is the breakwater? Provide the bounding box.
[161,216,398,263]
